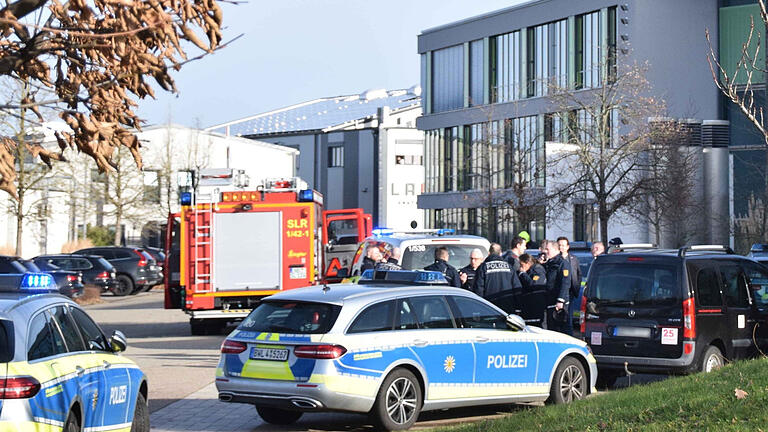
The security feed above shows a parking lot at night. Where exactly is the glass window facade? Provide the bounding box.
[469,39,484,106]
[489,31,521,103]
[431,45,464,113]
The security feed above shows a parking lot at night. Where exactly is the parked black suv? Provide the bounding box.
[581,245,768,387]
[75,247,163,295]
[0,255,84,298]
[34,254,119,295]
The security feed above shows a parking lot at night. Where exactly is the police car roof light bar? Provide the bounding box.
[359,269,448,285]
[678,245,734,257]
[20,273,55,291]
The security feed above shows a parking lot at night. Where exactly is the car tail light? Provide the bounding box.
[683,297,696,339]
[294,344,347,359]
[580,295,587,334]
[66,275,78,282]
[133,250,147,267]
[0,376,40,399]
[96,271,109,280]
[220,340,247,354]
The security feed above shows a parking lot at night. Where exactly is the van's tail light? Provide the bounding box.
[683,297,696,339]
[220,340,247,354]
[294,344,347,359]
[0,376,40,399]
[133,250,147,267]
[580,295,588,334]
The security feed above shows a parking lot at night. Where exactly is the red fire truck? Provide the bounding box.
[165,174,325,335]
[164,170,372,335]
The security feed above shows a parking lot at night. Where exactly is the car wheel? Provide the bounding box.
[548,356,586,404]
[114,275,134,296]
[701,345,725,373]
[371,368,422,431]
[255,406,303,425]
[64,411,80,432]
[131,393,150,432]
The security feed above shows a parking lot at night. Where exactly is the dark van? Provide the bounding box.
[581,245,768,387]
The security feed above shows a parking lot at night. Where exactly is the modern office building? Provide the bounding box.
[207,88,426,230]
[416,0,763,248]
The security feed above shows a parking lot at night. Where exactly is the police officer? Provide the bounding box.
[517,253,548,326]
[591,241,605,258]
[543,239,572,334]
[459,248,484,290]
[361,245,382,272]
[376,247,402,270]
[505,236,527,271]
[557,236,582,306]
[424,247,461,288]
[474,243,522,312]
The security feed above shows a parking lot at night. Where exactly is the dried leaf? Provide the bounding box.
[735,388,749,399]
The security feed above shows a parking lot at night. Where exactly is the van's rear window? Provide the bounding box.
[238,301,341,334]
[589,264,680,305]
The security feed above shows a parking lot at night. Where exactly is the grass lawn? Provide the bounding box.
[437,357,768,432]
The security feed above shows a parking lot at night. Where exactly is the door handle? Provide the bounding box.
[475,336,489,343]
[103,360,111,369]
[412,339,428,347]
[75,366,85,377]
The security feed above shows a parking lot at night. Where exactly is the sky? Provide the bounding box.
[136,0,526,129]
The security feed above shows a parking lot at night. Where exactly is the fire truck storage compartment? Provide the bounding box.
[213,211,281,290]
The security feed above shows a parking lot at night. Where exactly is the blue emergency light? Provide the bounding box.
[298,189,314,202]
[180,192,192,206]
[20,273,55,290]
[359,269,448,285]
[372,228,395,236]
[436,228,456,236]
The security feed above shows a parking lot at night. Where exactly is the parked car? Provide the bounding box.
[75,246,162,295]
[0,281,149,431]
[142,246,167,273]
[34,254,119,295]
[582,245,768,388]
[216,270,595,430]
[0,255,83,298]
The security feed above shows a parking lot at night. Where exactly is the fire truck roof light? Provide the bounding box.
[298,189,314,202]
[372,228,394,236]
[180,192,192,206]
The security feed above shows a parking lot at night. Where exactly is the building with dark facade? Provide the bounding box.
[416,0,762,248]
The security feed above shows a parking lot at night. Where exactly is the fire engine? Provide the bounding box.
[164,170,325,335]
[164,169,371,335]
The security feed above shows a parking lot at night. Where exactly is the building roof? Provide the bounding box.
[420,0,545,35]
[206,87,421,137]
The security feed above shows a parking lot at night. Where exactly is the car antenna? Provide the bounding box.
[322,282,331,292]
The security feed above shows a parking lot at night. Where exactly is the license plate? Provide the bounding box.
[250,347,289,361]
[289,267,307,280]
[613,326,651,338]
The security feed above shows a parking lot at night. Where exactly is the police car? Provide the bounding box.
[216,270,596,431]
[0,272,149,432]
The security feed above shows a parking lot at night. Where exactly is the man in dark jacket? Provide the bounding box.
[424,247,461,287]
[505,236,528,271]
[360,245,382,272]
[543,240,572,334]
[518,253,548,326]
[557,237,582,301]
[459,248,484,290]
[474,243,522,312]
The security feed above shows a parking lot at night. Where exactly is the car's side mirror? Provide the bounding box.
[109,330,127,353]
[506,314,526,331]
[335,268,349,279]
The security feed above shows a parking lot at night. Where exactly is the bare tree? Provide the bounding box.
[547,62,665,244]
[90,146,144,245]
[0,0,228,197]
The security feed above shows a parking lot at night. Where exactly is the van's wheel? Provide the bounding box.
[131,393,150,432]
[114,275,134,296]
[548,357,586,404]
[371,368,422,431]
[64,411,80,432]
[701,345,725,372]
[255,406,303,425]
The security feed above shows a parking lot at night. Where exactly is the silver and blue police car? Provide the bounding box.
[0,272,149,432]
[216,270,596,431]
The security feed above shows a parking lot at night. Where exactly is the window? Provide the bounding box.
[27,311,66,361]
[742,261,768,308]
[576,8,617,89]
[0,320,11,363]
[591,264,681,305]
[114,250,132,259]
[348,301,394,334]
[395,155,423,165]
[573,203,598,242]
[328,146,344,168]
[0,259,25,273]
[489,31,521,103]
[450,296,506,329]
[71,308,108,351]
[396,299,419,330]
[469,39,484,106]
[696,267,723,307]
[51,306,86,352]
[431,45,464,112]
[720,263,750,307]
[409,296,455,329]
[143,170,161,204]
[238,301,341,334]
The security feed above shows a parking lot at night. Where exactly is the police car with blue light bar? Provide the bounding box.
[0,272,149,432]
[215,270,596,431]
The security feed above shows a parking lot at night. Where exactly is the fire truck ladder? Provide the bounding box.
[191,192,214,292]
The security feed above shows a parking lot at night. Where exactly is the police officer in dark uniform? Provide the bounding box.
[517,253,548,326]
[459,248,484,290]
[424,247,461,288]
[543,239,572,334]
[474,243,523,313]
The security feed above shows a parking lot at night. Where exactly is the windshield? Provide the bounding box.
[238,301,341,334]
[589,263,680,305]
[327,219,360,245]
[401,244,488,270]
